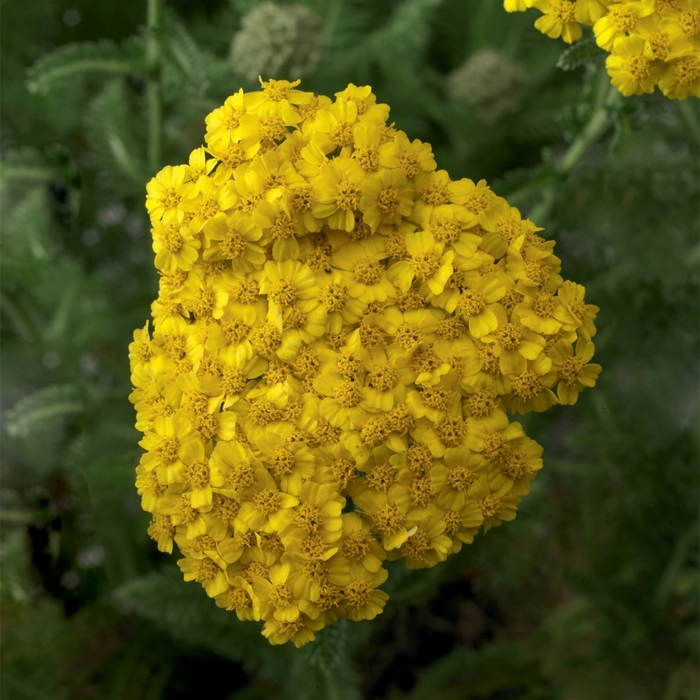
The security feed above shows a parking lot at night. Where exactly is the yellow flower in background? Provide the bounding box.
[130,79,600,647]
[503,0,699,99]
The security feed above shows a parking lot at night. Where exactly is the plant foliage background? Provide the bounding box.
[1,0,698,698]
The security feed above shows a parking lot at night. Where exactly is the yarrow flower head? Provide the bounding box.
[504,0,700,99]
[447,48,528,124]
[230,2,323,83]
[130,78,601,647]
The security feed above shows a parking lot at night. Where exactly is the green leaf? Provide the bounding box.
[556,37,605,72]
[85,80,149,190]
[5,385,83,438]
[117,570,289,670]
[0,148,58,185]
[0,187,52,264]
[162,12,209,94]
[26,40,139,95]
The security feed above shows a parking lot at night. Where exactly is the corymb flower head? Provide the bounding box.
[504,0,700,99]
[129,78,601,647]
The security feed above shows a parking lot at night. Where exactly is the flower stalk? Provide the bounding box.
[146,0,162,174]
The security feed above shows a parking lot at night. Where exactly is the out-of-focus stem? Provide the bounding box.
[528,75,621,224]
[146,0,162,174]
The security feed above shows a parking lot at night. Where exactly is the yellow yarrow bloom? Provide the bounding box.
[129,79,600,647]
[502,0,699,98]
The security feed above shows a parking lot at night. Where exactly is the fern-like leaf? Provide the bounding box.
[26,40,139,95]
[556,37,605,72]
[84,80,148,191]
[5,385,83,438]
[162,12,210,94]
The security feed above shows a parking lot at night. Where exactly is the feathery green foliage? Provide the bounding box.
[1,0,697,698]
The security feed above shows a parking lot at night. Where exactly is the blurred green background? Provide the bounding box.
[1,0,698,698]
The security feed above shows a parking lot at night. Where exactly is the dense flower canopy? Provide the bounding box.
[129,79,601,647]
[504,0,700,98]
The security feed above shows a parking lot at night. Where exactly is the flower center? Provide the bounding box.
[466,388,498,418]
[421,182,450,206]
[333,380,363,407]
[437,417,466,447]
[478,494,503,519]
[319,282,347,312]
[680,10,700,36]
[293,503,324,531]
[268,280,298,307]
[608,6,636,33]
[559,356,586,385]
[269,583,293,609]
[259,116,287,142]
[502,448,529,480]
[221,368,247,396]
[222,587,252,611]
[343,579,373,608]
[353,257,383,285]
[193,557,220,582]
[458,289,486,316]
[532,291,556,318]
[368,364,399,392]
[155,433,181,465]
[377,186,401,214]
[422,387,450,410]
[675,56,700,85]
[330,122,354,148]
[510,369,543,399]
[448,464,477,492]
[402,529,432,558]
[443,510,462,536]
[479,345,500,375]
[251,323,282,357]
[220,231,247,258]
[552,0,576,23]
[360,416,390,447]
[433,217,461,244]
[624,56,650,81]
[482,432,506,463]
[410,252,440,280]
[336,181,361,212]
[406,444,433,474]
[366,462,398,490]
[267,211,294,239]
[409,475,433,507]
[330,458,357,488]
[372,503,406,535]
[254,488,282,516]
[268,447,296,477]
[395,323,424,349]
[353,147,379,172]
[221,318,250,344]
[398,152,420,179]
[175,498,198,525]
[647,32,670,60]
[184,460,210,490]
[496,322,523,351]
[343,532,371,559]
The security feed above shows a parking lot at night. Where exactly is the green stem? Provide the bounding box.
[322,0,345,45]
[677,99,700,146]
[528,76,621,224]
[146,0,162,174]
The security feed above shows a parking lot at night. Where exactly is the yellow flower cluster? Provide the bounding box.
[129,79,601,647]
[504,0,700,98]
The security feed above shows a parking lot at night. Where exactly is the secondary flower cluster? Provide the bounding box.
[504,0,700,98]
[129,79,601,648]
